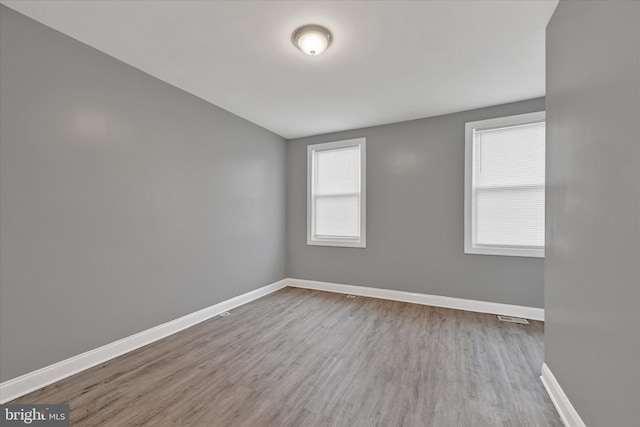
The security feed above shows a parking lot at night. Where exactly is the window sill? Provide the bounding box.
[464,246,544,258]
[307,238,366,248]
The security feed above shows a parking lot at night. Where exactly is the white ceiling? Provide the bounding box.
[1,0,558,139]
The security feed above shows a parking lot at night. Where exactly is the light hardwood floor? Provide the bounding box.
[12,287,562,426]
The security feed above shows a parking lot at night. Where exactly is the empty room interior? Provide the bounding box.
[0,1,638,426]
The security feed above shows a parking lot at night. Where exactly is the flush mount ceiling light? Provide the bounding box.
[292,25,332,56]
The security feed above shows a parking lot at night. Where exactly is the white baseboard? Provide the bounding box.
[540,363,586,427]
[286,278,544,321]
[0,279,287,404]
[1,277,544,404]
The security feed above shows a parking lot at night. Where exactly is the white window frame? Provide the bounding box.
[307,138,366,248]
[464,111,546,258]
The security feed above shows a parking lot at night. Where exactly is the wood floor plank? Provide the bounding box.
[11,287,562,426]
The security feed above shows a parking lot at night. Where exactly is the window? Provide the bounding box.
[464,112,545,257]
[307,138,366,248]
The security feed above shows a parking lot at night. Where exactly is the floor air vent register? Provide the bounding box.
[497,315,529,324]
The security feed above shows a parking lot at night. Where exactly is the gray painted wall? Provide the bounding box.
[545,1,639,426]
[0,6,286,382]
[287,98,546,308]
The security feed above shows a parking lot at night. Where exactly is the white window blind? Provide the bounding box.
[307,138,366,247]
[465,112,545,257]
